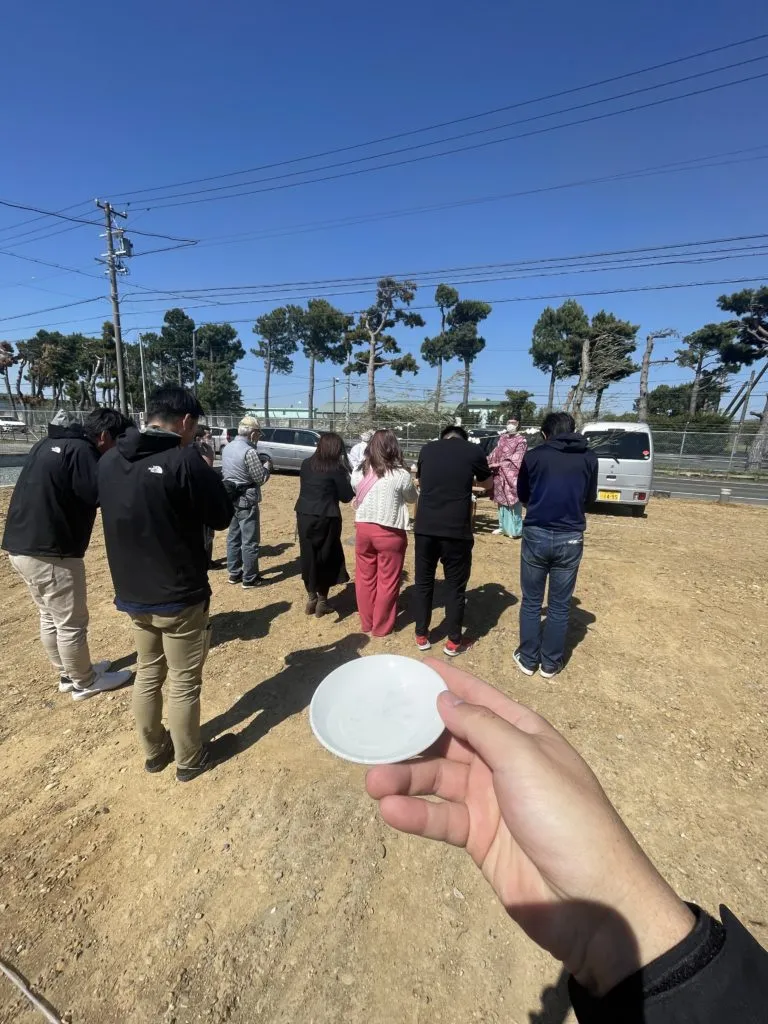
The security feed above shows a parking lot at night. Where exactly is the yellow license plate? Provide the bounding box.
[598,490,621,501]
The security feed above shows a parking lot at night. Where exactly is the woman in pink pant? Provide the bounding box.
[352,430,418,637]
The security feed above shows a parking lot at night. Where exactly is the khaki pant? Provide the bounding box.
[131,602,212,769]
[9,554,94,687]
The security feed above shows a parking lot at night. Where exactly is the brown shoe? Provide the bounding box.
[315,595,328,617]
[305,593,318,615]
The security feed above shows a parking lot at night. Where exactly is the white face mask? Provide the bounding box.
[506,423,519,434]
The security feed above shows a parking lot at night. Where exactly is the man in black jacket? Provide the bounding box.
[2,408,133,700]
[515,412,598,679]
[413,425,493,657]
[98,386,234,782]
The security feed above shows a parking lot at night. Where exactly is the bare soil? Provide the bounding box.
[1,479,766,1024]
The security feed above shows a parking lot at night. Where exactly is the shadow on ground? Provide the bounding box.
[202,633,369,752]
[528,968,571,1024]
[210,601,291,647]
[539,597,596,665]
[395,580,517,640]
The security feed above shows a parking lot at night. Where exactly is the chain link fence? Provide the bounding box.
[1,417,765,481]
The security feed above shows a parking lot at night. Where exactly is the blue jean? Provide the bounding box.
[227,504,261,583]
[518,525,584,672]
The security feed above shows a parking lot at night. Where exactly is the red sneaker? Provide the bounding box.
[443,638,475,657]
[415,635,431,651]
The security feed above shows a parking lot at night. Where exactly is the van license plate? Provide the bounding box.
[598,490,621,501]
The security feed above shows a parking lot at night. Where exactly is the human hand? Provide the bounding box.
[366,660,694,996]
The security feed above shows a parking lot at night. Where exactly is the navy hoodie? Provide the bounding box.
[517,432,598,533]
[98,427,232,610]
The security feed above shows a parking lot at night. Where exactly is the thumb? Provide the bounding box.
[437,691,530,771]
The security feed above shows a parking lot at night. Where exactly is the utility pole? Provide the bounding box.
[332,377,339,433]
[192,329,198,396]
[96,200,130,415]
[138,333,149,417]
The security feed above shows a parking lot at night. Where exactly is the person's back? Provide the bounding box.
[517,432,598,532]
[295,457,353,517]
[412,426,491,657]
[515,413,598,679]
[99,426,232,608]
[2,408,133,701]
[415,435,490,540]
[2,422,99,560]
[97,386,235,784]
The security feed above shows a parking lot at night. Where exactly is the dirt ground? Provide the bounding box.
[1,477,766,1024]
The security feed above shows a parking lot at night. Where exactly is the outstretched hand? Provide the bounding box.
[366,659,694,996]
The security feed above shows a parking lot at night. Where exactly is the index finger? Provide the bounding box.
[424,657,553,738]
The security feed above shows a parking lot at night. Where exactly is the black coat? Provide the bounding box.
[294,461,353,518]
[98,427,232,608]
[570,904,768,1023]
[2,424,100,559]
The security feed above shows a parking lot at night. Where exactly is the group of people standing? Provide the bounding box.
[288,410,598,679]
[2,387,600,786]
[3,389,766,1021]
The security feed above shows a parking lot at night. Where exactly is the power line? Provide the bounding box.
[0,198,198,244]
[128,232,768,297]
[0,296,104,324]
[187,147,768,251]
[3,274,765,336]
[133,65,768,209]
[109,32,768,200]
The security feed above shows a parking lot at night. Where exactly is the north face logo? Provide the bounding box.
[50,446,62,453]
[147,465,163,475]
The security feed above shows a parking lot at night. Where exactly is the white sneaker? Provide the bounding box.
[71,668,131,701]
[513,649,536,677]
[491,528,503,535]
[59,660,111,692]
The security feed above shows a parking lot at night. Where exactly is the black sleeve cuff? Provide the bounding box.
[569,904,768,1023]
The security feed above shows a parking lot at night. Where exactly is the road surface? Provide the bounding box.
[653,475,768,505]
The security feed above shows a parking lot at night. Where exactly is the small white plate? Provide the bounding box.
[310,654,447,765]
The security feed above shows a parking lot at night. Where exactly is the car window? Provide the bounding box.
[294,430,319,447]
[259,427,274,441]
[272,428,294,444]
[209,427,222,436]
[585,431,651,460]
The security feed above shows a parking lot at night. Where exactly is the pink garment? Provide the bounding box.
[354,522,407,636]
[488,432,528,506]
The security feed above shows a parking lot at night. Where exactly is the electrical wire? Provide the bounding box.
[0,198,198,243]
[108,32,768,200]
[3,274,765,336]
[134,67,768,209]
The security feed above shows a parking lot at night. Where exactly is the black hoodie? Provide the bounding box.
[97,427,233,610]
[2,424,100,559]
[517,432,598,533]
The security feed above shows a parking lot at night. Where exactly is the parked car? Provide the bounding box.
[0,416,28,434]
[207,426,237,454]
[257,427,321,471]
[582,421,654,517]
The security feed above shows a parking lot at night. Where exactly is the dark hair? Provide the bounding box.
[147,385,204,423]
[309,431,351,474]
[83,407,133,443]
[541,412,575,439]
[362,428,404,478]
[440,424,468,441]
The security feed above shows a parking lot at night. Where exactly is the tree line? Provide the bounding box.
[2,280,766,464]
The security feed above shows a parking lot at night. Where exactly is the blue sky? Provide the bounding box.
[2,0,767,416]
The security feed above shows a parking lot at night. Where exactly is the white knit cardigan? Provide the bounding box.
[351,467,418,530]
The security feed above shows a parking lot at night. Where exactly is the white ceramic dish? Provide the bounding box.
[309,654,447,765]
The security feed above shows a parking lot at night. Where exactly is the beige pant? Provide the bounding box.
[9,554,94,687]
[131,602,212,769]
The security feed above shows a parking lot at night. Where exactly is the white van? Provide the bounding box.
[582,421,654,517]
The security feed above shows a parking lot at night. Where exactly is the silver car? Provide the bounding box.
[257,427,320,471]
